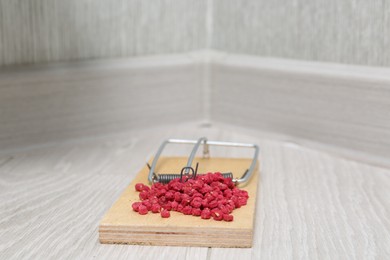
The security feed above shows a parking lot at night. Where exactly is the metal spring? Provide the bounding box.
[156,172,233,184]
[147,162,234,184]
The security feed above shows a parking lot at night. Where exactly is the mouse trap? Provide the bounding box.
[99,137,260,248]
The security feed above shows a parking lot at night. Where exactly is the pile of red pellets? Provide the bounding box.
[131,172,249,222]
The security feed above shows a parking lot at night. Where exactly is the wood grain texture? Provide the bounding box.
[212,0,390,67]
[0,55,204,151]
[0,122,389,259]
[100,157,259,248]
[211,53,390,167]
[0,0,207,66]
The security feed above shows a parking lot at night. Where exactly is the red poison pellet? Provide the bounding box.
[131,172,249,222]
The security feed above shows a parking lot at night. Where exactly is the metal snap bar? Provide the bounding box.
[147,137,259,185]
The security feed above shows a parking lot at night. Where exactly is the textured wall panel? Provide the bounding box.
[0,0,207,66]
[213,0,390,67]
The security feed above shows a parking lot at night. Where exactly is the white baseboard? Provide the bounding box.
[211,52,390,167]
[1,50,389,167]
[0,53,206,150]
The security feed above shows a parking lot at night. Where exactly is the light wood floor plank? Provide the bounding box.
[1,122,389,259]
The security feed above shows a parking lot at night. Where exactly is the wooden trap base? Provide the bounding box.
[99,157,259,248]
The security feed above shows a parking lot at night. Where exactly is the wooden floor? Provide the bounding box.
[1,122,389,259]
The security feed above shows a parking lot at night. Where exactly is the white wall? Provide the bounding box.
[1,1,389,166]
[0,0,207,66]
[2,0,389,67]
[212,0,390,67]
